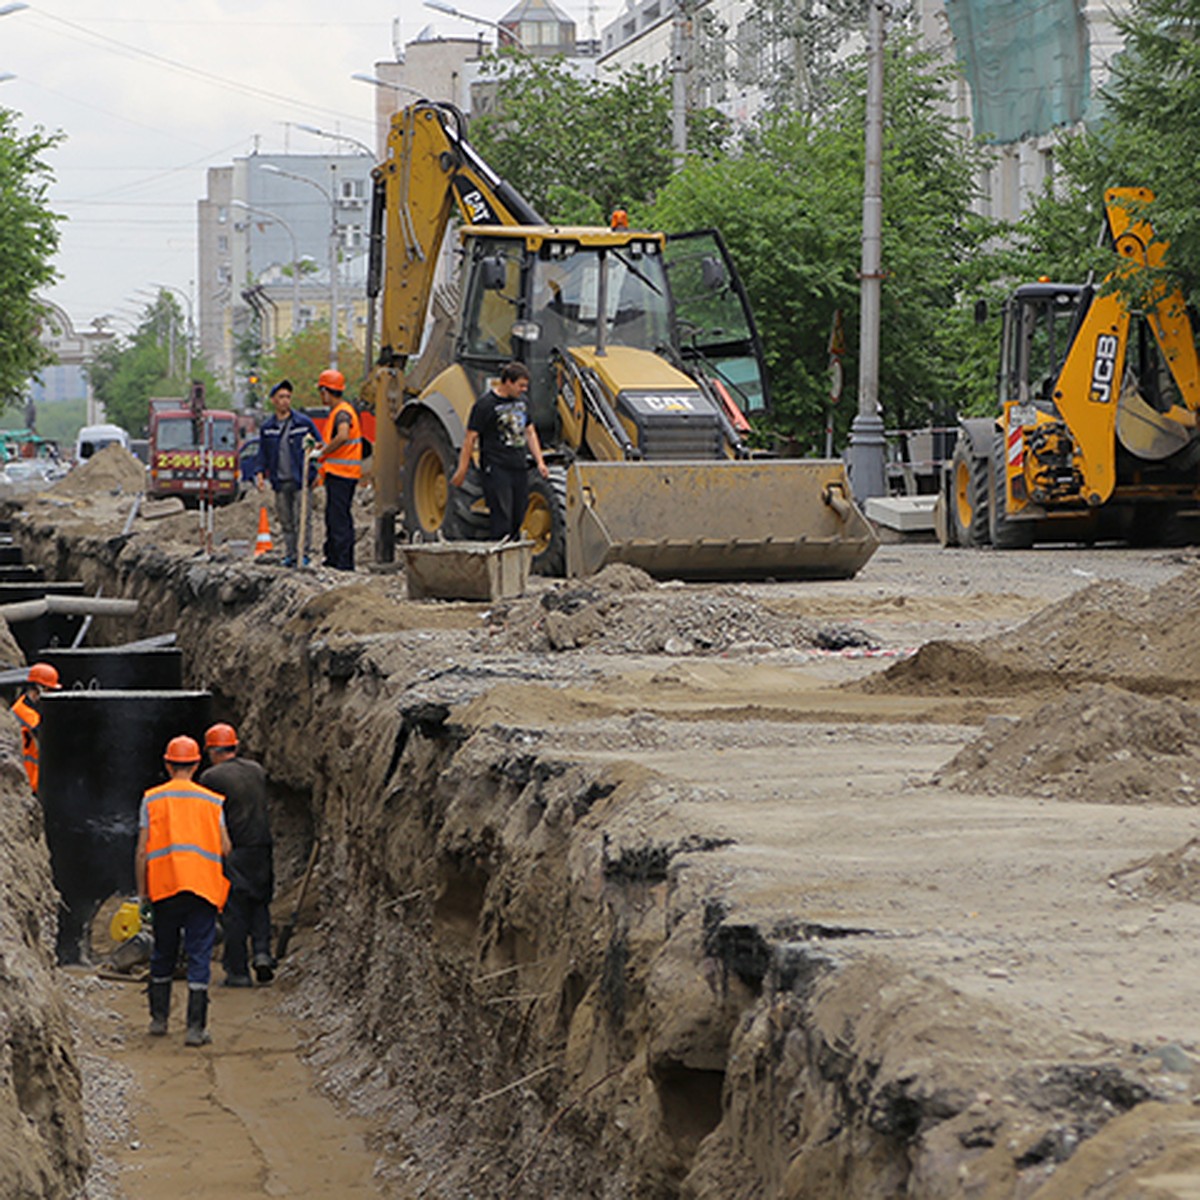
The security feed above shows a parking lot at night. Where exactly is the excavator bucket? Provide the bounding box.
[565,459,879,581]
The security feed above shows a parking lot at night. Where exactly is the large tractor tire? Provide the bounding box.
[989,434,1034,549]
[949,438,990,547]
[402,415,459,541]
[524,465,568,576]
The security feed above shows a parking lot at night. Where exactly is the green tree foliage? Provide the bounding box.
[0,111,61,407]
[260,323,363,411]
[87,292,229,434]
[469,56,726,219]
[650,37,998,444]
[740,0,866,115]
[993,0,1200,311]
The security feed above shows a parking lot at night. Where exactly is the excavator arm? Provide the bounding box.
[365,101,543,560]
[370,101,542,366]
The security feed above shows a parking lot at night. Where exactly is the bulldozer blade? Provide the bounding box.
[565,459,879,582]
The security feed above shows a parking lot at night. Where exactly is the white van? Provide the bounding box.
[74,423,130,462]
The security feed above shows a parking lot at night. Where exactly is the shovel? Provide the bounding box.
[275,838,320,962]
[297,443,315,567]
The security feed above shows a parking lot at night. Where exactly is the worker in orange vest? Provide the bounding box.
[11,662,61,792]
[314,368,363,571]
[135,735,231,1046]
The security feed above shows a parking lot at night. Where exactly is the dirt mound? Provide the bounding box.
[484,567,867,655]
[938,682,1200,804]
[867,572,1200,696]
[51,445,145,498]
[1108,836,1200,903]
[863,639,1040,696]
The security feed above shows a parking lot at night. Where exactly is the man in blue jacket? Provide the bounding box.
[254,380,323,566]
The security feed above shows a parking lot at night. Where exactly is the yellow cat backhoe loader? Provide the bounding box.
[362,101,878,580]
[940,186,1200,549]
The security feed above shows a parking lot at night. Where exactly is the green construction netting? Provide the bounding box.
[943,0,1092,144]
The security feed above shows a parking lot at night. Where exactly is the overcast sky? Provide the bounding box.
[3,0,616,337]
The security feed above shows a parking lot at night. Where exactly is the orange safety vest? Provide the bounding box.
[142,778,230,909]
[12,694,39,792]
[321,401,363,480]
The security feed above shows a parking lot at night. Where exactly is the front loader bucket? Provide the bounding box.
[565,459,879,581]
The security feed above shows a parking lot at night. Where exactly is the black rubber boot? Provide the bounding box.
[184,988,211,1047]
[148,979,171,1037]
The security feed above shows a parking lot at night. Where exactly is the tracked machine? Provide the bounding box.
[361,101,877,580]
[941,186,1200,549]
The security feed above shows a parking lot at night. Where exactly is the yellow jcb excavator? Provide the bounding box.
[361,101,878,580]
[940,186,1200,549]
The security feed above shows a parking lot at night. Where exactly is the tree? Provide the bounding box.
[0,111,61,407]
[469,56,726,220]
[649,36,999,444]
[87,292,229,434]
[740,0,866,116]
[988,0,1200,314]
[260,323,363,410]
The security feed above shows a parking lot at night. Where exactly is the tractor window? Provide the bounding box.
[462,240,523,359]
[529,246,671,354]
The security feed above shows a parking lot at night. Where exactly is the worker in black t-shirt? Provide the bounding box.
[451,361,549,539]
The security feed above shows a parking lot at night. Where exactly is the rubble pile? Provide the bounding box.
[485,564,869,656]
[938,682,1200,805]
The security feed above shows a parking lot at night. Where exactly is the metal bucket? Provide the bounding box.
[565,459,880,581]
[38,689,213,964]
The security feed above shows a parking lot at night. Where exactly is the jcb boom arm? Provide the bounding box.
[943,186,1200,550]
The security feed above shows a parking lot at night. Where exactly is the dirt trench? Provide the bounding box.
[8,458,1200,1196]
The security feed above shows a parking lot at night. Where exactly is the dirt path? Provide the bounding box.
[74,968,394,1199]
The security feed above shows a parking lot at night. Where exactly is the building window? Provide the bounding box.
[217,206,228,224]
[217,264,232,285]
[341,224,364,251]
[341,177,365,201]
[218,235,229,253]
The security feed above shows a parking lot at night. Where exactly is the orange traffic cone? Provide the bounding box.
[254,506,273,557]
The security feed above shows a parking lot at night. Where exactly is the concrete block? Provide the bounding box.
[401,540,532,602]
[864,495,938,533]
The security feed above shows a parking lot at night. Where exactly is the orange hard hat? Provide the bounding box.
[317,368,345,392]
[163,735,201,764]
[27,662,60,690]
[204,722,238,749]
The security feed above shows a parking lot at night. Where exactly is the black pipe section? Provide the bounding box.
[39,689,214,964]
[39,647,183,692]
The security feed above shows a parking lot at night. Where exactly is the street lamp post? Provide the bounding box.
[294,123,374,159]
[846,0,888,503]
[262,163,340,370]
[422,0,527,50]
[154,283,195,379]
[231,200,302,341]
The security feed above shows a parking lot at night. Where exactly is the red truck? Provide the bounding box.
[148,385,239,506]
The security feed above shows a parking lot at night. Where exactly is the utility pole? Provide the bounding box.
[846,0,888,502]
[670,0,691,169]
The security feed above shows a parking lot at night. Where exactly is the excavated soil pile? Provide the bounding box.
[1108,836,1200,904]
[868,570,1200,697]
[50,444,146,499]
[487,563,873,655]
[0,730,87,1196]
[937,682,1200,804]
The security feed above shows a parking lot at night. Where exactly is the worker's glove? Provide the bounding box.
[139,899,153,924]
[303,435,318,452]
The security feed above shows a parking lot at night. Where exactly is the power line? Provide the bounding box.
[33,10,374,131]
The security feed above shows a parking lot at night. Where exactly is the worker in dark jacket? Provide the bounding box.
[11,661,61,792]
[254,379,323,567]
[136,735,231,1046]
[199,722,276,987]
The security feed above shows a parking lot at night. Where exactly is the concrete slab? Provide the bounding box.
[864,495,938,532]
